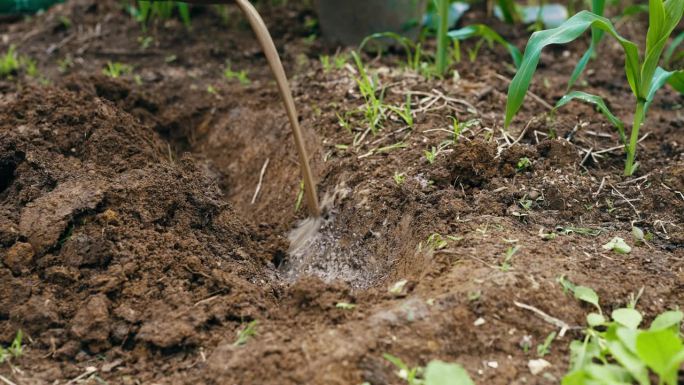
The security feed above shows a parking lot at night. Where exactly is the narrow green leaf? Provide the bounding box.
[612,308,642,329]
[664,31,684,67]
[640,0,684,97]
[424,360,475,385]
[567,0,606,90]
[505,11,640,128]
[448,25,522,68]
[650,310,683,331]
[555,91,625,143]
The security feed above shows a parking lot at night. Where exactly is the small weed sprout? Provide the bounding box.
[224,63,250,85]
[516,157,532,172]
[0,46,20,78]
[393,172,406,185]
[319,55,332,73]
[499,245,520,272]
[0,330,23,364]
[133,1,192,29]
[384,354,474,385]
[102,62,133,78]
[387,94,414,128]
[536,331,556,357]
[424,141,451,165]
[233,320,257,346]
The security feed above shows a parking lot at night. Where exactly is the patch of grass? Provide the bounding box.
[132,1,191,29]
[224,62,250,85]
[351,51,385,134]
[0,45,39,80]
[102,62,133,78]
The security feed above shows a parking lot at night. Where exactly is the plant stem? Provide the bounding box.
[624,101,645,176]
[436,0,450,75]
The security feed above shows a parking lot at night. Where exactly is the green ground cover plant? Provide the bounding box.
[560,281,684,385]
[505,0,684,176]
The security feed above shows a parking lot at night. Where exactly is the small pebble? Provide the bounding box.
[528,359,551,375]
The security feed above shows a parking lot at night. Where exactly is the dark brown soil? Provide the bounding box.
[0,1,682,384]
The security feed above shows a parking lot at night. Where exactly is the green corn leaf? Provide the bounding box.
[424,360,475,385]
[447,25,522,68]
[497,0,519,24]
[567,0,606,90]
[636,329,684,385]
[667,70,684,93]
[640,0,684,97]
[555,91,625,143]
[644,67,680,111]
[177,2,191,28]
[664,31,684,67]
[649,310,683,331]
[504,11,640,128]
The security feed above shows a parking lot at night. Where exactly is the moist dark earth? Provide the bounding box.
[0,1,683,384]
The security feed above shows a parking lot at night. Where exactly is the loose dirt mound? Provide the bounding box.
[0,84,272,362]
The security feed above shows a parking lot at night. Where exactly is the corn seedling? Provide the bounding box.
[663,31,684,68]
[567,0,606,90]
[224,62,250,85]
[351,51,385,133]
[505,3,684,176]
[134,1,192,29]
[384,354,474,385]
[0,330,23,363]
[102,62,133,78]
[560,280,684,385]
[233,320,257,346]
[448,25,523,68]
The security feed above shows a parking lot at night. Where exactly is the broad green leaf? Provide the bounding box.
[602,237,631,254]
[561,369,588,385]
[587,312,606,327]
[505,11,640,127]
[650,310,683,331]
[616,327,639,354]
[606,340,650,385]
[665,349,684,385]
[636,329,684,385]
[574,286,600,311]
[448,25,522,68]
[584,363,633,384]
[555,91,625,143]
[612,308,642,329]
[424,360,475,385]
